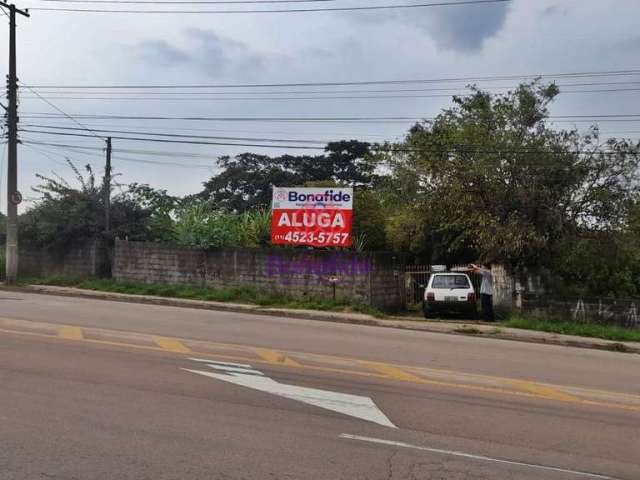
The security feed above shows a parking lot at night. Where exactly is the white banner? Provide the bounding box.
[272,187,353,210]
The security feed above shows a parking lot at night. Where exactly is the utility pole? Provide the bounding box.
[104,137,112,234]
[2,2,30,285]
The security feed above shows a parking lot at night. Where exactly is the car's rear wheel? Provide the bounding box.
[422,302,433,319]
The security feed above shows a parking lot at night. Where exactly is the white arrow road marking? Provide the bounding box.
[183,360,397,428]
[189,359,253,369]
[339,434,620,480]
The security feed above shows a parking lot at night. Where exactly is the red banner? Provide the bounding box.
[271,188,353,247]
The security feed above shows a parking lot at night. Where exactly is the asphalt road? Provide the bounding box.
[1,291,639,480]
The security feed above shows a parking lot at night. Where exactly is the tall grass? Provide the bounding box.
[173,204,272,249]
[504,316,640,342]
[236,209,272,247]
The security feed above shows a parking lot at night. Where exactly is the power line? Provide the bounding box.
[26,68,640,90]
[20,113,426,123]
[20,136,631,156]
[20,120,396,139]
[22,124,328,144]
[19,83,106,141]
[21,140,105,152]
[27,0,512,14]
[17,87,640,102]
[38,0,337,3]
[23,142,99,169]
[110,154,215,169]
[20,129,328,149]
[27,142,216,169]
[19,113,640,123]
[22,81,640,95]
[16,93,472,101]
[27,123,639,150]
[22,140,229,159]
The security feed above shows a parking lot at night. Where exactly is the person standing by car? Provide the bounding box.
[470,264,494,321]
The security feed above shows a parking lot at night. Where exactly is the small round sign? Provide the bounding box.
[10,191,22,205]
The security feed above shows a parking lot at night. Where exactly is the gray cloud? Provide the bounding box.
[185,28,237,76]
[612,36,640,53]
[14,0,640,207]
[137,40,189,66]
[135,28,263,77]
[404,2,511,53]
[345,2,510,53]
[542,5,570,17]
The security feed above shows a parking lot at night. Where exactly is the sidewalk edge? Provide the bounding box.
[3,284,638,354]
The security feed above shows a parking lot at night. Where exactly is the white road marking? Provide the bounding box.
[205,365,265,375]
[183,361,397,428]
[339,434,619,480]
[188,358,253,369]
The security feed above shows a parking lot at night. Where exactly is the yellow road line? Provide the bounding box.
[4,315,638,403]
[508,380,579,403]
[2,323,639,413]
[58,326,83,341]
[153,336,192,354]
[255,348,302,367]
[362,361,425,383]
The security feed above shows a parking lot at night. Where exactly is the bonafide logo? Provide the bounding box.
[289,189,351,203]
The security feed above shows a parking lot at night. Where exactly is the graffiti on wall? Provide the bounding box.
[265,253,371,284]
[534,298,640,329]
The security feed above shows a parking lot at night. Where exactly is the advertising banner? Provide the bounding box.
[271,187,353,247]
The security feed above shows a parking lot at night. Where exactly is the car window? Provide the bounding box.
[431,275,470,288]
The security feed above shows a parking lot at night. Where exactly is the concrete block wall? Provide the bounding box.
[522,296,640,329]
[491,264,515,308]
[19,241,100,278]
[369,255,405,311]
[113,239,405,310]
[113,241,205,286]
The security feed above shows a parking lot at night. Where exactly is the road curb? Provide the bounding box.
[3,284,639,354]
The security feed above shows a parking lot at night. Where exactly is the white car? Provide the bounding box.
[423,272,477,319]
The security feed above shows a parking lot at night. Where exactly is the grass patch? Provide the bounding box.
[454,326,483,335]
[504,316,640,343]
[24,276,383,317]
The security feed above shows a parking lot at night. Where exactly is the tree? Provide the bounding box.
[19,162,157,250]
[387,82,640,269]
[199,153,304,212]
[125,183,179,242]
[301,140,379,186]
[198,141,378,212]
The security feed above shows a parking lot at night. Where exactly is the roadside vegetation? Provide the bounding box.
[24,276,383,317]
[13,275,640,343]
[504,316,640,343]
[17,82,640,299]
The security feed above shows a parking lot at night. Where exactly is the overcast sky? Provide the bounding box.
[2,0,640,211]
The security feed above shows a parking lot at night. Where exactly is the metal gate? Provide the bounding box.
[405,265,432,306]
[404,265,482,306]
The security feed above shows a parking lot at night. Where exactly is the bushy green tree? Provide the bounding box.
[124,183,179,242]
[19,162,159,249]
[387,82,640,269]
[198,141,378,211]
